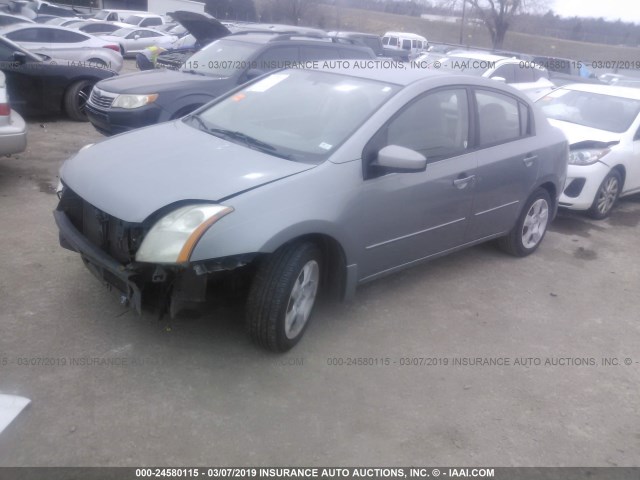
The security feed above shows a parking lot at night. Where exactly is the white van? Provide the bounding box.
[382,31,428,60]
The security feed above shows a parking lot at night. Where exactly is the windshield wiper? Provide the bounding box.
[181,69,205,76]
[207,128,292,159]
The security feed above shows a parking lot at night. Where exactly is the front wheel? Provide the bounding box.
[588,170,621,220]
[246,242,321,352]
[64,80,94,121]
[498,188,551,257]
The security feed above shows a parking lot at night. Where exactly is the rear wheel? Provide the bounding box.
[498,188,551,257]
[588,170,621,220]
[246,242,321,352]
[64,80,94,122]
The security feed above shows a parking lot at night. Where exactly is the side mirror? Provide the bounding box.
[13,51,27,64]
[375,145,426,172]
[245,68,265,80]
[134,35,140,40]
[491,76,507,83]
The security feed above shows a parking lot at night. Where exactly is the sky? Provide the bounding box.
[553,0,640,23]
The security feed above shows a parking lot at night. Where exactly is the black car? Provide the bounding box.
[86,31,377,135]
[0,36,117,120]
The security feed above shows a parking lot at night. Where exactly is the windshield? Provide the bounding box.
[94,10,109,20]
[185,69,400,162]
[109,28,135,38]
[538,88,640,133]
[180,39,259,77]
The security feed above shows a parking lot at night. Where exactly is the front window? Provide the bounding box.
[180,39,259,77]
[185,70,400,163]
[538,89,640,133]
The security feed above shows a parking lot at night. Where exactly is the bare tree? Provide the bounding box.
[452,0,549,48]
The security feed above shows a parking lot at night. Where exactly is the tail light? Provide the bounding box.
[0,103,10,116]
[103,45,120,52]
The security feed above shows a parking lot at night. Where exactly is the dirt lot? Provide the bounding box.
[0,91,639,467]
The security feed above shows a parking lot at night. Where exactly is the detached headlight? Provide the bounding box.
[112,93,158,109]
[136,204,234,264]
[568,148,610,166]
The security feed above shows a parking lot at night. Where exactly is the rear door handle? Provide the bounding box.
[523,154,538,167]
[453,174,476,189]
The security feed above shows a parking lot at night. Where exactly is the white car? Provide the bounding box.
[537,84,640,219]
[441,52,555,100]
[0,71,27,157]
[99,27,177,56]
[121,13,167,28]
[0,24,124,71]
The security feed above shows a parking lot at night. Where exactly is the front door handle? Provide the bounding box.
[453,174,476,189]
[523,154,538,167]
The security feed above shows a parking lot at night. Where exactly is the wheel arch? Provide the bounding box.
[535,179,558,219]
[611,164,626,189]
[273,233,348,302]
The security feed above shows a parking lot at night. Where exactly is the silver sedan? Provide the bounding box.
[55,66,568,352]
[99,27,178,56]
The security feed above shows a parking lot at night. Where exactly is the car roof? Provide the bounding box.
[304,64,458,86]
[123,12,162,18]
[383,31,426,40]
[559,83,640,100]
[329,31,379,38]
[0,23,88,33]
[226,31,359,46]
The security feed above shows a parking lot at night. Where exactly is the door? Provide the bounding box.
[467,88,540,239]
[356,88,477,279]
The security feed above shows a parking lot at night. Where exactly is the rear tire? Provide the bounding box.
[587,170,621,220]
[498,188,551,257]
[64,80,94,122]
[246,242,321,352]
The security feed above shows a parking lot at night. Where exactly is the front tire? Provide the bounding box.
[246,242,321,352]
[588,170,621,220]
[498,188,551,257]
[64,80,94,122]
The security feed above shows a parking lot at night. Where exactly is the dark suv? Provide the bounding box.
[86,32,377,135]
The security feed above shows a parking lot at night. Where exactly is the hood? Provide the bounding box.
[61,120,315,223]
[168,10,230,45]
[547,119,621,147]
[95,68,226,94]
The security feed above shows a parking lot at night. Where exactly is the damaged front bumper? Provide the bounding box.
[54,209,259,316]
[54,209,145,313]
